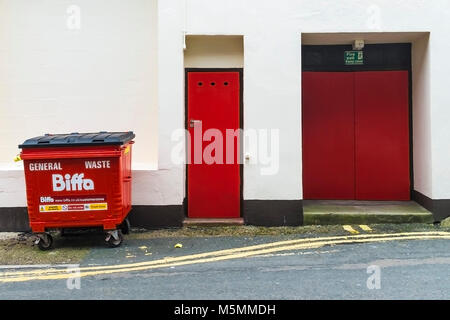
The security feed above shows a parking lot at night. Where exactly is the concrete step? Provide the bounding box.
[183,218,244,227]
[303,200,434,225]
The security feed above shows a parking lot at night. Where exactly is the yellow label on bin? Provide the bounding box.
[40,205,62,212]
[88,203,108,210]
[39,203,108,212]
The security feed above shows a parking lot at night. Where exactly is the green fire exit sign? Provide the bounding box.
[345,51,364,65]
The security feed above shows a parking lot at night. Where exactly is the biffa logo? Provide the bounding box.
[52,173,94,191]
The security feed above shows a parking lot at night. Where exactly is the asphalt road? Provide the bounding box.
[1,234,450,300]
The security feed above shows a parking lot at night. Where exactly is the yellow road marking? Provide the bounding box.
[3,231,447,277]
[1,232,450,283]
[343,225,359,234]
[359,225,372,232]
[2,231,449,277]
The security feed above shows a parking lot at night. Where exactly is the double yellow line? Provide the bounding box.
[1,231,450,283]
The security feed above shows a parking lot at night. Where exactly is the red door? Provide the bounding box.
[302,71,410,200]
[187,71,240,218]
[302,72,355,199]
[355,71,410,200]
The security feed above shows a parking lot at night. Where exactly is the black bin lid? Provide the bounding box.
[19,131,135,148]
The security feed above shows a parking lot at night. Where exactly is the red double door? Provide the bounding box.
[302,71,410,200]
[187,71,241,218]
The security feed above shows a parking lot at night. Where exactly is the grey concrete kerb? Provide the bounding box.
[0,233,20,240]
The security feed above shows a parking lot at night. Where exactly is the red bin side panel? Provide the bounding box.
[302,72,356,200]
[121,142,133,215]
[354,71,410,200]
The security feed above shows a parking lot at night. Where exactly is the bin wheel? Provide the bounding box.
[120,218,131,235]
[37,233,53,251]
[105,230,123,248]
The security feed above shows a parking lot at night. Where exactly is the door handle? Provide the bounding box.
[189,119,202,128]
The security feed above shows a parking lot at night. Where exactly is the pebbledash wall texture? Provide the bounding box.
[0,0,449,231]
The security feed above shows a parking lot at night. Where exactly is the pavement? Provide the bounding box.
[0,233,20,241]
[303,200,434,225]
[0,224,450,300]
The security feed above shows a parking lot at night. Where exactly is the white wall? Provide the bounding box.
[0,0,158,206]
[2,0,450,208]
[0,0,158,165]
[184,35,243,68]
[429,23,450,199]
[412,34,432,198]
[166,0,443,201]
[183,1,303,200]
[156,0,185,206]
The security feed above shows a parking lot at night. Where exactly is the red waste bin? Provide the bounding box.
[19,131,135,250]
